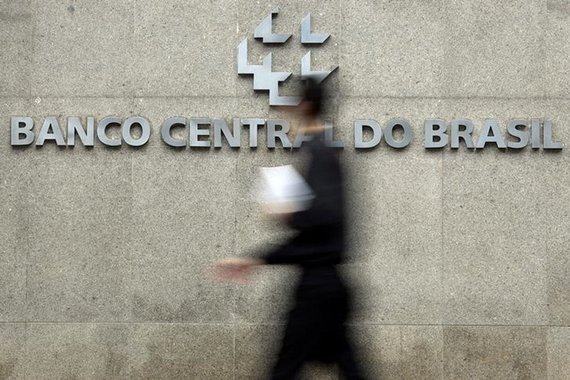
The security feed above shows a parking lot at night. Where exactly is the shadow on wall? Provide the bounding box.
[547,0,570,15]
[128,324,233,380]
[104,346,129,379]
[359,340,437,380]
[131,294,212,322]
[131,342,196,380]
[0,362,16,380]
[233,326,437,379]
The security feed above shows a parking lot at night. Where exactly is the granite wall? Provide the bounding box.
[1,0,569,379]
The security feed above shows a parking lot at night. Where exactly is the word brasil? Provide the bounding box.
[9,116,564,150]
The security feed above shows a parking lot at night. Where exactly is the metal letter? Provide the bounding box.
[450,119,475,149]
[241,118,265,148]
[267,119,291,148]
[424,119,449,149]
[543,120,564,150]
[254,11,291,44]
[237,39,301,106]
[189,118,211,148]
[301,13,330,44]
[531,119,541,149]
[10,116,34,146]
[354,120,382,149]
[301,51,338,84]
[324,120,343,148]
[506,119,529,149]
[161,117,187,147]
[293,127,313,148]
[122,116,151,147]
[37,117,66,146]
[67,116,94,147]
[476,119,506,149]
[97,116,122,147]
[213,119,240,148]
[384,119,413,149]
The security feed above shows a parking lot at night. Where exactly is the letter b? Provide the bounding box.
[11,116,34,145]
[424,119,448,149]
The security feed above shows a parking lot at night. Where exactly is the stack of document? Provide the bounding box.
[257,165,314,213]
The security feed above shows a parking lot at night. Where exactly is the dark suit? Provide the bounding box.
[262,132,365,380]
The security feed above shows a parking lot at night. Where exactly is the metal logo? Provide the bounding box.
[237,11,338,106]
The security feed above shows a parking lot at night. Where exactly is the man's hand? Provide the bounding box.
[211,257,264,283]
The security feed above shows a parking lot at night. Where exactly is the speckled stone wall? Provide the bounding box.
[1,0,569,379]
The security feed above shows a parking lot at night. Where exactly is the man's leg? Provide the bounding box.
[336,326,367,380]
[269,309,312,380]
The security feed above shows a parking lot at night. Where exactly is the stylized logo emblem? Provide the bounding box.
[237,11,338,106]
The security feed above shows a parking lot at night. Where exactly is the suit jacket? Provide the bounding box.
[262,131,346,282]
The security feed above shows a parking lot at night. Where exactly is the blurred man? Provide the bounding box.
[214,79,365,380]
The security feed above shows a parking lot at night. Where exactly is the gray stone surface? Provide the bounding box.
[31,0,134,97]
[125,97,242,323]
[546,201,570,326]
[545,0,570,97]
[442,151,550,325]
[22,323,234,379]
[128,323,233,379]
[133,0,238,97]
[531,115,570,324]
[128,147,238,323]
[353,325,443,380]
[0,323,26,379]
[545,156,570,326]
[0,1,32,97]
[443,326,548,379]
[435,98,569,325]
[443,0,547,98]
[234,323,286,379]
[344,148,443,325]
[25,323,131,379]
[0,100,31,322]
[0,149,29,322]
[548,327,570,380]
[24,148,133,322]
[340,0,568,99]
[2,98,136,324]
[340,0,448,98]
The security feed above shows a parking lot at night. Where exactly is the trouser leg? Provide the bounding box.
[269,312,311,380]
[336,327,367,380]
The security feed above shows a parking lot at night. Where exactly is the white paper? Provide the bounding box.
[257,165,314,213]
